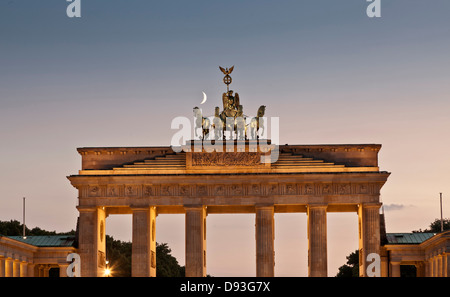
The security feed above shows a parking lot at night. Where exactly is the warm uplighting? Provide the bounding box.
[104,260,111,277]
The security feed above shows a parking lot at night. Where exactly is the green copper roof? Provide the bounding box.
[386,233,435,244]
[6,235,75,247]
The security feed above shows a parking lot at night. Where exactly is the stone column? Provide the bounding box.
[358,203,381,277]
[43,265,50,277]
[380,252,389,277]
[27,263,35,277]
[12,259,20,277]
[0,256,5,277]
[77,206,106,277]
[391,262,401,277]
[185,205,207,277]
[415,262,425,277]
[307,204,327,277]
[445,254,450,277]
[437,255,443,277]
[59,264,69,277]
[20,261,28,277]
[5,258,13,277]
[38,265,44,277]
[427,257,434,277]
[255,205,275,277]
[132,206,157,277]
[433,256,438,277]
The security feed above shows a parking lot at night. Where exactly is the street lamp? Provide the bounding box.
[104,260,111,277]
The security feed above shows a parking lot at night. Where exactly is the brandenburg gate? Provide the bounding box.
[67,67,390,277]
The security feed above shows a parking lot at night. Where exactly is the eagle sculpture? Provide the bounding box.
[219,66,234,75]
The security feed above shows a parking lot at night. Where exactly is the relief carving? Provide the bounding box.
[98,250,106,268]
[108,186,118,197]
[144,185,155,196]
[322,184,332,195]
[89,186,100,197]
[197,185,208,196]
[125,185,136,196]
[285,184,296,195]
[230,184,243,195]
[214,185,225,196]
[250,184,260,195]
[86,182,377,199]
[359,184,369,194]
[192,152,262,167]
[161,185,173,196]
[179,185,190,196]
[267,184,278,195]
[151,251,156,268]
[304,184,314,195]
[338,184,350,195]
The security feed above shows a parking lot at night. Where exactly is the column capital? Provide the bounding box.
[76,205,100,212]
[184,204,205,209]
[359,203,382,209]
[131,206,151,211]
[255,204,274,210]
[307,204,328,210]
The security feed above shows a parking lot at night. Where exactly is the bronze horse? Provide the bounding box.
[193,107,210,140]
[249,105,266,140]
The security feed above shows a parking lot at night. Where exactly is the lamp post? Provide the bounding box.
[440,193,444,232]
[104,260,111,277]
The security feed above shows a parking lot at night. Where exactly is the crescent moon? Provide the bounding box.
[201,91,207,104]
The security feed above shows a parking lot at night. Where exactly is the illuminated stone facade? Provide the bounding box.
[67,141,389,277]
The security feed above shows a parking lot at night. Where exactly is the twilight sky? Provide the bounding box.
[1,0,449,276]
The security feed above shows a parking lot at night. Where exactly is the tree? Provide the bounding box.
[336,250,359,277]
[413,218,450,233]
[156,243,185,277]
[0,219,75,236]
[105,235,132,277]
[336,218,450,276]
[1,220,184,277]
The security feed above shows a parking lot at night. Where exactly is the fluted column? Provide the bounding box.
[0,256,5,277]
[12,260,20,277]
[43,265,50,277]
[427,257,434,277]
[20,261,28,277]
[59,264,69,277]
[391,262,401,277]
[445,254,450,277]
[27,263,35,277]
[416,262,425,277]
[307,204,327,277]
[358,203,381,277]
[77,206,106,277]
[5,258,13,277]
[433,256,438,276]
[132,206,157,277]
[185,205,207,277]
[255,205,275,277]
[38,265,44,277]
[436,255,442,277]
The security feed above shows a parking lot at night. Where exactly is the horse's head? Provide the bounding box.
[257,105,266,117]
[193,107,201,117]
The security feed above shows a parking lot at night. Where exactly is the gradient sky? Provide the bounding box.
[1,0,449,276]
